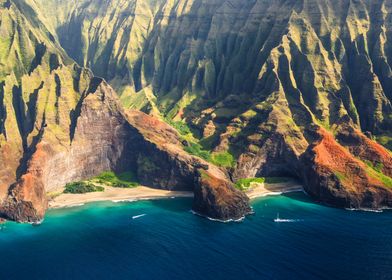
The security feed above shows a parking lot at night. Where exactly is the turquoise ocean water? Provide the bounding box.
[0,192,391,279]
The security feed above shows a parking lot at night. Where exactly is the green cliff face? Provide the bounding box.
[0,0,90,197]
[32,0,392,144]
[0,0,251,222]
[1,0,392,220]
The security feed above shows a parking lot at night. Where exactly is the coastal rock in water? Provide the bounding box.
[2,0,392,221]
[0,174,47,223]
[301,127,392,209]
[336,125,392,178]
[0,72,251,222]
[193,170,252,221]
[0,77,135,222]
[125,111,251,220]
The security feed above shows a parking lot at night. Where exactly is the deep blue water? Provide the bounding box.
[0,192,391,280]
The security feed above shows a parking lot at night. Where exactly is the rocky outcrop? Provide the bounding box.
[0,76,137,222]
[193,170,252,221]
[124,110,251,220]
[0,57,250,222]
[1,174,47,223]
[0,0,250,222]
[33,0,392,143]
[2,0,392,221]
[336,125,392,177]
[33,0,392,213]
[301,127,392,209]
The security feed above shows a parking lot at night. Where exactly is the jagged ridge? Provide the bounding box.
[1,0,392,221]
[0,0,250,222]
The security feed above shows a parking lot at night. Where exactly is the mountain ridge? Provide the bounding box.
[1,0,392,222]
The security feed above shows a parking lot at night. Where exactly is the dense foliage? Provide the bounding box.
[64,182,104,194]
[235,178,265,191]
[93,171,139,188]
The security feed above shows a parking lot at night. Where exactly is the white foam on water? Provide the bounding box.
[189,210,247,223]
[274,218,303,223]
[64,203,85,208]
[132,214,147,219]
[112,199,137,203]
[345,208,384,213]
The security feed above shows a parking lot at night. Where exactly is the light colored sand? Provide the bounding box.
[246,182,303,199]
[48,186,193,209]
[49,181,303,209]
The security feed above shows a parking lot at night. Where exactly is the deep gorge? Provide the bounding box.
[0,0,392,222]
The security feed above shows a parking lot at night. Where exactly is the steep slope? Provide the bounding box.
[0,0,250,222]
[0,0,78,200]
[33,0,392,140]
[32,0,392,210]
[0,0,392,213]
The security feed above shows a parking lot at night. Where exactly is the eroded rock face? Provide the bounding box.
[0,77,250,222]
[193,170,252,221]
[301,127,392,209]
[2,0,392,222]
[124,111,251,220]
[336,125,392,177]
[1,174,47,223]
[0,78,134,221]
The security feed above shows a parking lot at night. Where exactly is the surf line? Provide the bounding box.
[132,214,147,219]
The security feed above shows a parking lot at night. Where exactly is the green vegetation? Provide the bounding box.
[264,177,292,184]
[362,160,392,187]
[365,167,392,188]
[47,191,63,199]
[92,171,139,188]
[376,135,392,151]
[184,142,211,162]
[166,119,192,136]
[364,160,384,173]
[235,178,265,191]
[184,141,236,168]
[333,171,348,182]
[211,152,235,168]
[64,182,104,194]
[379,174,392,188]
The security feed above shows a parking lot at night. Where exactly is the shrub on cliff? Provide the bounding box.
[185,143,236,168]
[94,171,138,188]
[211,152,235,168]
[235,178,265,191]
[184,142,211,162]
[64,182,104,194]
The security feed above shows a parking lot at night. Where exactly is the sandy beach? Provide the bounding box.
[245,182,303,199]
[49,181,303,209]
[49,186,194,209]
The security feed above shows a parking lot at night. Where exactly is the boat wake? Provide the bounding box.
[274,218,302,223]
[112,199,137,203]
[132,214,147,219]
[189,210,247,223]
[345,208,384,213]
[274,213,303,223]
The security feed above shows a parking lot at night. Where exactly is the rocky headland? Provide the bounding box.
[1,0,392,222]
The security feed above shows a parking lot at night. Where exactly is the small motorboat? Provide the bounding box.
[132,214,147,220]
[274,213,295,223]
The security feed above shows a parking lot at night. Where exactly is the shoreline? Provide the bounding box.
[49,182,303,209]
[48,186,194,209]
[246,182,304,200]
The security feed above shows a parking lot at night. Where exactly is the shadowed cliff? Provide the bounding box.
[0,0,250,222]
[1,0,392,220]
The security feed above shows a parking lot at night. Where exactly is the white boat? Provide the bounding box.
[274,213,295,223]
[132,214,147,219]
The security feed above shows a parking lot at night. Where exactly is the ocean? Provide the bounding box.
[0,192,391,280]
